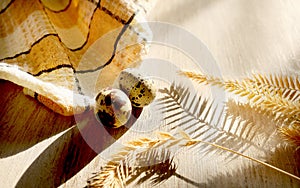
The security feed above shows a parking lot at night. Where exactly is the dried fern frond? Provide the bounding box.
[180,71,300,147]
[279,123,300,148]
[158,83,271,157]
[87,131,300,187]
[180,71,300,118]
[132,149,177,186]
[250,74,300,101]
[86,136,178,188]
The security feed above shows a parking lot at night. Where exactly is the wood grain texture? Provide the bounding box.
[1,0,300,187]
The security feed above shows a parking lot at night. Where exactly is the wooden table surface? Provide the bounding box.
[1,0,300,187]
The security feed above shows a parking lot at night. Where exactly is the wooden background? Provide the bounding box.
[1,0,300,187]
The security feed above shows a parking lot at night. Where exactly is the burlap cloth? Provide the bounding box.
[0,0,153,115]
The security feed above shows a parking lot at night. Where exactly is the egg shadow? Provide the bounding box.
[15,106,142,187]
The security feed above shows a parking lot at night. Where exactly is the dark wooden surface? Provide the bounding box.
[0,80,142,187]
[1,0,300,187]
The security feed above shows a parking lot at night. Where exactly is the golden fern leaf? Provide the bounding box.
[157,83,271,157]
[180,71,300,123]
[86,137,177,188]
[87,131,300,187]
[250,74,300,101]
[279,122,300,148]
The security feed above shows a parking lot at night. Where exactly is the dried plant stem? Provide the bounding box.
[192,137,300,181]
[180,71,300,117]
[87,132,178,187]
[180,70,300,147]
[179,131,300,181]
[88,131,300,188]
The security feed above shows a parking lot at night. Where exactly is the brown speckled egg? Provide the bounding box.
[94,88,132,128]
[118,68,156,107]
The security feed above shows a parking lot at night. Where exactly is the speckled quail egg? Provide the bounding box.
[117,68,156,107]
[94,88,132,128]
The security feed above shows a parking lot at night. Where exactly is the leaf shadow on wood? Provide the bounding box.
[0,81,75,158]
[86,145,204,188]
[15,106,142,187]
[205,146,300,188]
[156,83,299,186]
[157,83,276,161]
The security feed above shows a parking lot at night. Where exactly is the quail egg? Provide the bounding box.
[117,68,156,107]
[94,88,132,128]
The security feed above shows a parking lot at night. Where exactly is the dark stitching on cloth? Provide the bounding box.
[0,0,15,14]
[0,0,145,60]
[0,33,59,61]
[75,13,135,74]
[31,64,74,76]
[99,5,127,25]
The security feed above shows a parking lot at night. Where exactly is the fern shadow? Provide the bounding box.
[87,147,204,187]
[157,83,274,161]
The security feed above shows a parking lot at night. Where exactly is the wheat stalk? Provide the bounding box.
[86,132,178,188]
[86,130,300,187]
[180,71,300,118]
[180,71,300,146]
